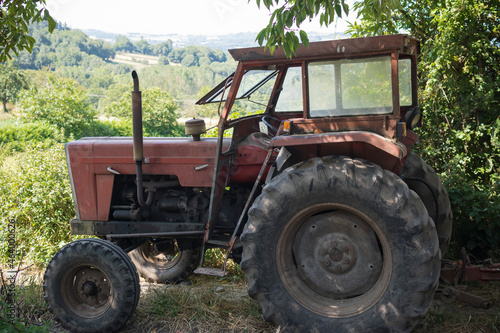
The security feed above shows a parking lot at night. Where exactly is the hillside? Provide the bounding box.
[83,29,349,50]
[10,22,236,116]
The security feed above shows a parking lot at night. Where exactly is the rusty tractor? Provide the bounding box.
[44,34,454,332]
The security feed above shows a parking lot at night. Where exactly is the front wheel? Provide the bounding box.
[44,238,140,333]
[241,156,440,332]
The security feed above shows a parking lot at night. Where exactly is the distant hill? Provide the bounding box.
[82,29,349,51]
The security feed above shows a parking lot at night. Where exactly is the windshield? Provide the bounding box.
[275,66,303,112]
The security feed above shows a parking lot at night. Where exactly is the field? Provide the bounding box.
[112,52,161,68]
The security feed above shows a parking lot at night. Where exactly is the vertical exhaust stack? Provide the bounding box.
[132,70,143,162]
[131,70,152,207]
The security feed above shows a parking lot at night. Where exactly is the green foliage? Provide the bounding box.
[168,46,227,67]
[347,0,500,255]
[17,72,95,138]
[444,163,500,254]
[0,120,64,154]
[114,36,172,57]
[86,118,133,137]
[134,38,153,55]
[0,144,76,266]
[153,41,173,57]
[14,22,115,70]
[105,87,183,137]
[0,62,29,112]
[114,35,135,53]
[254,0,400,57]
[0,0,56,61]
[195,86,220,119]
[0,272,53,331]
[9,24,235,115]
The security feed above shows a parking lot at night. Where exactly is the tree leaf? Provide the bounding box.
[335,3,342,18]
[299,30,309,48]
[47,14,57,32]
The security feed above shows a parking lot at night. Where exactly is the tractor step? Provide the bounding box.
[205,239,229,247]
[194,267,227,277]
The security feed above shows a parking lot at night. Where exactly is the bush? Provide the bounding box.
[0,120,65,154]
[105,87,184,137]
[84,118,133,137]
[17,72,95,139]
[441,160,500,258]
[0,144,76,266]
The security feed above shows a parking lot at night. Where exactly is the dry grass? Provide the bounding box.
[122,276,278,333]
[415,281,500,333]
[0,107,15,120]
[2,267,500,332]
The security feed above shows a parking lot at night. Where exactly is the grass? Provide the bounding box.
[0,269,52,332]
[1,258,500,333]
[125,276,276,333]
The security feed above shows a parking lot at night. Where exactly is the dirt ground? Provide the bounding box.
[42,277,500,333]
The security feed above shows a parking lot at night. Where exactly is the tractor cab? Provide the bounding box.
[198,34,421,178]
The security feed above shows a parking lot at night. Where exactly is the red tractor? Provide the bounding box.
[44,34,452,332]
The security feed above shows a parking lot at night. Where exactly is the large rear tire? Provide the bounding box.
[128,240,200,283]
[44,238,140,333]
[241,156,440,332]
[401,151,453,255]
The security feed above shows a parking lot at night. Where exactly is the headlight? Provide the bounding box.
[404,107,422,129]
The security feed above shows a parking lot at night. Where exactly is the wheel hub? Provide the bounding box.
[71,267,111,310]
[319,238,356,274]
[82,281,99,296]
[292,210,383,299]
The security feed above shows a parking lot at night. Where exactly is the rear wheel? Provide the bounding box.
[401,151,453,255]
[44,238,140,333]
[129,240,200,283]
[241,156,440,332]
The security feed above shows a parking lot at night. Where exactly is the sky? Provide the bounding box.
[44,0,357,36]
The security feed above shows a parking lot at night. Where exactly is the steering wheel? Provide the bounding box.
[261,116,281,135]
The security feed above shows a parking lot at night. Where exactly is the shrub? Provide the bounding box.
[105,87,184,137]
[0,144,76,266]
[442,160,500,258]
[0,120,65,154]
[84,118,133,137]
[17,73,95,139]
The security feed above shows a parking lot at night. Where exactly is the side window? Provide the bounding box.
[308,56,394,117]
[398,58,412,106]
[308,62,337,116]
[341,58,392,111]
[275,66,303,112]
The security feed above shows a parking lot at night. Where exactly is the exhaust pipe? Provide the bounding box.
[131,70,153,207]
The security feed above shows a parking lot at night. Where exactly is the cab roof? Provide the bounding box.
[228,34,419,62]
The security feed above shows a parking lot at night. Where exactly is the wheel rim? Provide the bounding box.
[140,241,181,270]
[61,265,112,318]
[277,203,392,318]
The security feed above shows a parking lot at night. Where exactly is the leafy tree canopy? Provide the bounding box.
[17,71,95,138]
[105,87,183,137]
[349,0,499,255]
[254,0,399,56]
[256,0,500,255]
[168,45,227,67]
[0,0,56,61]
[0,61,28,112]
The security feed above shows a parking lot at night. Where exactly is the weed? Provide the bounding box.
[0,266,53,332]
